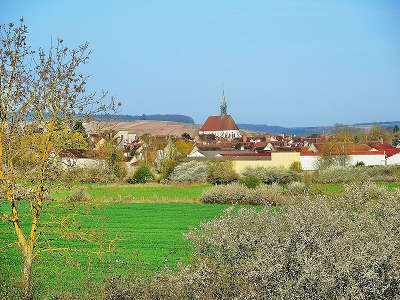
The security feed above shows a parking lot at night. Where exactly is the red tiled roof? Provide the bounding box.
[366,142,394,150]
[385,148,400,158]
[300,146,309,152]
[312,143,372,153]
[200,115,239,131]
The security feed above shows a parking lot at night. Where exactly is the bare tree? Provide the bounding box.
[0,19,115,299]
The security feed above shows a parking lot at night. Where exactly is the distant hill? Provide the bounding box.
[237,124,331,136]
[84,120,199,137]
[238,121,400,136]
[94,114,194,124]
[84,116,399,137]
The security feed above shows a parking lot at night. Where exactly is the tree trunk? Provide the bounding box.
[22,251,33,300]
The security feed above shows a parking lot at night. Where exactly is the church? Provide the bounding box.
[199,91,241,139]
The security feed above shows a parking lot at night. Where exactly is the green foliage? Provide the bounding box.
[72,119,87,138]
[158,158,180,181]
[207,160,238,184]
[0,202,228,298]
[52,183,212,201]
[241,166,302,184]
[393,125,399,133]
[127,164,154,184]
[129,149,137,157]
[107,151,128,180]
[175,139,193,156]
[289,161,302,172]
[239,175,261,189]
[355,161,365,167]
[181,132,192,140]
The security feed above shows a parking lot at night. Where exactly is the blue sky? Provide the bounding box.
[2,0,400,126]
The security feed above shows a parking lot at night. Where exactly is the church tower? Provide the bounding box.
[220,90,227,118]
[198,90,241,139]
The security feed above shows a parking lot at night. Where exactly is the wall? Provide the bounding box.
[387,153,400,165]
[300,153,387,171]
[348,154,386,166]
[60,157,106,169]
[233,152,300,174]
[300,155,319,171]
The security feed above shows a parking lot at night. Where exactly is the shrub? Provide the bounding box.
[239,175,261,189]
[285,181,309,195]
[246,184,286,206]
[107,185,400,299]
[312,165,400,184]
[107,151,128,181]
[241,166,302,184]
[68,187,91,202]
[200,183,288,206]
[200,184,248,204]
[158,158,180,181]
[127,164,154,184]
[355,161,365,167]
[289,161,302,172]
[207,160,238,184]
[167,161,207,183]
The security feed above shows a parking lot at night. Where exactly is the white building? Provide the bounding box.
[114,130,137,148]
[386,149,400,165]
[300,151,387,171]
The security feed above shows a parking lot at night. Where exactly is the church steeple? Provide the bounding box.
[220,90,227,118]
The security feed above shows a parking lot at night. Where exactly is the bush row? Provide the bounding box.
[200,182,308,206]
[166,161,302,185]
[241,166,303,184]
[312,165,400,184]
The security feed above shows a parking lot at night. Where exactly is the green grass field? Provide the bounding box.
[51,183,213,202]
[0,201,235,297]
[1,182,399,298]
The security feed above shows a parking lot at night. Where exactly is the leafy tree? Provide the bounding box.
[72,119,88,138]
[129,148,137,157]
[107,151,127,180]
[176,139,194,156]
[207,160,238,184]
[181,132,191,140]
[355,161,365,167]
[0,20,115,299]
[127,164,154,184]
[393,125,399,133]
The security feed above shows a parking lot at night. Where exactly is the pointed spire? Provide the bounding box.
[220,90,227,118]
